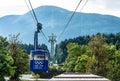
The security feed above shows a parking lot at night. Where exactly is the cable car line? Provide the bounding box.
[28,0,48,41]
[28,0,39,24]
[24,0,48,41]
[24,0,88,42]
[23,0,88,73]
[80,0,88,11]
[24,0,36,25]
[57,0,83,40]
[25,0,49,72]
[41,30,48,41]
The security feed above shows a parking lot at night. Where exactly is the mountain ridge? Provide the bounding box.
[0,5,120,44]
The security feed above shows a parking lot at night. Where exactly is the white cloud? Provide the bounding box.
[0,0,120,17]
[0,0,79,17]
[80,0,120,17]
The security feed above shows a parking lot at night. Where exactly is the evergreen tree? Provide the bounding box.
[20,43,34,54]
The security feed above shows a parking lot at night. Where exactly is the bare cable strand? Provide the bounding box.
[41,30,48,41]
[58,0,83,40]
[24,0,48,41]
[80,0,88,11]
[24,0,36,24]
[28,0,39,24]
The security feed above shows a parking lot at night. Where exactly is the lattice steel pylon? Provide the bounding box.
[48,33,57,58]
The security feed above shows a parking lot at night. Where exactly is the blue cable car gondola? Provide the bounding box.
[26,0,49,73]
[30,49,49,72]
[30,23,49,73]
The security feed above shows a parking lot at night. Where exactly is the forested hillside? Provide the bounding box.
[0,32,120,81]
[55,32,120,64]
[55,33,120,81]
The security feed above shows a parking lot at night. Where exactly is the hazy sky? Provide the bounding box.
[0,0,120,17]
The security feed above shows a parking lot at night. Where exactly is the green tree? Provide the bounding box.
[8,35,29,81]
[55,40,68,64]
[106,45,120,81]
[74,55,89,72]
[20,43,34,54]
[0,36,14,81]
[55,44,64,64]
[88,34,109,76]
[63,43,80,72]
[38,44,48,50]
[64,43,90,72]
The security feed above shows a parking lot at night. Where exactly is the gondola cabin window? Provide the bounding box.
[34,55,44,60]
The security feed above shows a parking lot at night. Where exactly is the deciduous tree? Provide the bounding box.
[88,34,109,76]
[8,35,29,81]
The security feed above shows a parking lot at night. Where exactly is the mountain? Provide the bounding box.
[0,5,120,44]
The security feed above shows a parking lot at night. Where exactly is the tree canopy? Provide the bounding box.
[0,36,14,81]
[60,33,120,81]
[8,35,29,81]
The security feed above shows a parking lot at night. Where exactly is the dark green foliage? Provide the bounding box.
[0,36,14,81]
[55,44,67,64]
[20,44,34,54]
[59,33,120,81]
[63,43,91,72]
[20,43,48,54]
[38,44,48,50]
[0,35,51,81]
[55,32,120,64]
[106,45,120,81]
[0,76,5,81]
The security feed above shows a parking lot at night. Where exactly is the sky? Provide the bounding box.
[0,0,120,17]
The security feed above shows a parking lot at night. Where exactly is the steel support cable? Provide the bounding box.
[80,0,88,11]
[41,30,48,41]
[24,0,36,25]
[28,0,39,24]
[57,0,83,40]
[25,0,48,41]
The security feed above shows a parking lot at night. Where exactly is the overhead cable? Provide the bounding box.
[24,0,48,41]
[58,0,83,40]
[41,30,48,41]
[28,0,39,24]
[24,0,36,24]
[80,0,88,11]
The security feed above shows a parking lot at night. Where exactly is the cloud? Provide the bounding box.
[104,0,120,9]
[80,0,120,17]
[0,0,120,17]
